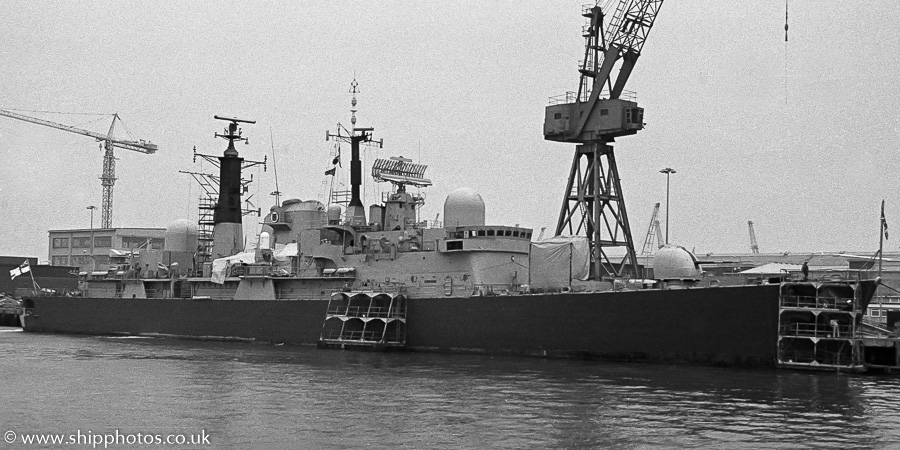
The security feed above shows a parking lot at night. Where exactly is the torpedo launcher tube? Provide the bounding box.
[211,115,255,258]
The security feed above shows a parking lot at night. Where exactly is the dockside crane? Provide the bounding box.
[0,109,158,229]
[545,0,664,278]
[748,220,760,254]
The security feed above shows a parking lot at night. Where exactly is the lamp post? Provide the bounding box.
[659,168,676,244]
[86,206,97,230]
[86,205,97,271]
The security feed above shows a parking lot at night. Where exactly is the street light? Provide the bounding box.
[86,206,97,229]
[659,168,676,244]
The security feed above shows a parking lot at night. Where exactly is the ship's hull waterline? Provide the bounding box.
[23,284,781,366]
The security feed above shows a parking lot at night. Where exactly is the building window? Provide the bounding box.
[51,256,69,265]
[93,236,112,248]
[600,109,609,116]
[122,237,161,249]
[52,237,69,248]
[71,237,91,248]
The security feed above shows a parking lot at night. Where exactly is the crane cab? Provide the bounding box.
[544,98,643,142]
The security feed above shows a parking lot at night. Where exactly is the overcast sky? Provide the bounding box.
[1,1,898,261]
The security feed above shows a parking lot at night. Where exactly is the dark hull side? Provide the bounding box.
[23,285,781,366]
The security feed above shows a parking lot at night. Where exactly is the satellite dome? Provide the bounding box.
[653,244,702,280]
[164,219,198,252]
[444,188,485,227]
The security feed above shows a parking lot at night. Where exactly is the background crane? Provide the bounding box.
[748,220,760,254]
[545,0,664,278]
[640,202,664,255]
[0,109,157,229]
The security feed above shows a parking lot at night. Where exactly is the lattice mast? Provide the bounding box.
[544,0,664,279]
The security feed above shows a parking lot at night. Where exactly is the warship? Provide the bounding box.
[18,2,899,371]
[19,110,891,370]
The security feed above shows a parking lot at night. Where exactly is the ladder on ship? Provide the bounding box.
[318,291,407,350]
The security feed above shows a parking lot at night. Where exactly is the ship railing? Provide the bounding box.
[779,295,854,309]
[321,329,381,341]
[471,283,522,296]
[275,287,334,300]
[326,305,406,318]
[780,321,850,338]
[549,91,577,105]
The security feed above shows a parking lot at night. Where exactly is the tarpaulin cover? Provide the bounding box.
[273,243,297,261]
[210,251,257,284]
[529,236,590,289]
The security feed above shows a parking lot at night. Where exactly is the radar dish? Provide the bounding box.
[372,156,432,187]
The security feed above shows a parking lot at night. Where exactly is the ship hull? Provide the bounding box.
[23,285,781,366]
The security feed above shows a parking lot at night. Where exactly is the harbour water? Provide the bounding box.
[3,327,900,449]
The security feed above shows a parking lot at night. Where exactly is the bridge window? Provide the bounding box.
[487,230,495,236]
[446,240,463,250]
[477,230,486,237]
[513,231,520,237]
[554,113,562,120]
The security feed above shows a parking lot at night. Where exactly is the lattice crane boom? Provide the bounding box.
[749,221,760,254]
[0,109,158,228]
[640,202,661,255]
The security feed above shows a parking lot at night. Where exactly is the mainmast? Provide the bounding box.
[326,78,383,227]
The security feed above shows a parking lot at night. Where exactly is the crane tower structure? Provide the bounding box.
[749,220,760,254]
[640,202,663,255]
[0,109,157,229]
[544,0,664,279]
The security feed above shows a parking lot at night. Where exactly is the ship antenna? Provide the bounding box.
[350,76,358,128]
[269,126,281,206]
[324,76,383,227]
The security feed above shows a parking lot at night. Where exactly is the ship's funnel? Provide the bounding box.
[211,116,254,257]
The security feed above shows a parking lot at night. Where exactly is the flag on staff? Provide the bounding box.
[9,260,31,280]
[324,167,336,176]
[882,200,889,240]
